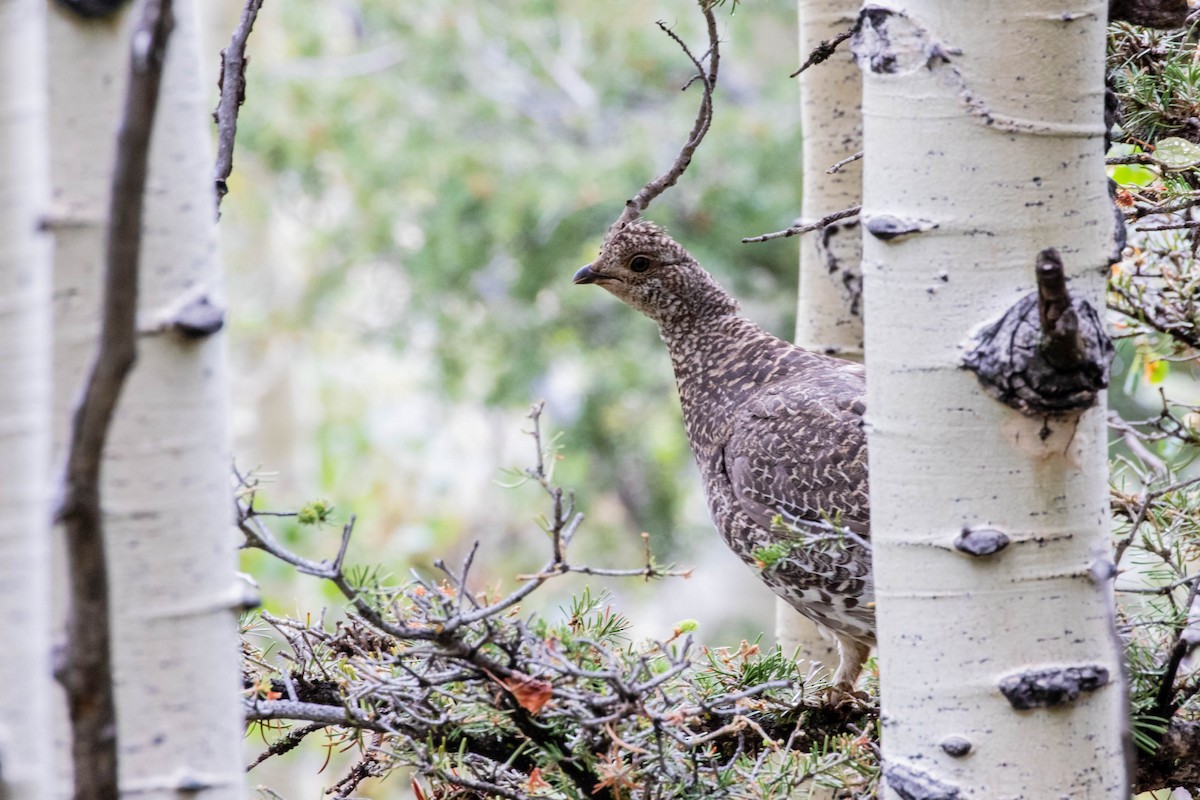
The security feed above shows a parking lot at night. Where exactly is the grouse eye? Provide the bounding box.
[629,255,652,273]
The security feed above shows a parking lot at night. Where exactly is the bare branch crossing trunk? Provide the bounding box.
[855,2,1128,797]
[48,0,247,796]
[0,0,55,794]
[778,0,865,680]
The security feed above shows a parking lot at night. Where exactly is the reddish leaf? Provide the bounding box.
[501,672,553,714]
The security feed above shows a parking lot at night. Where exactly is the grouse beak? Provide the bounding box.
[573,264,599,285]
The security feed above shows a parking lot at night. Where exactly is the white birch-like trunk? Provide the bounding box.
[777,0,863,675]
[0,0,54,794]
[856,2,1127,796]
[48,2,247,795]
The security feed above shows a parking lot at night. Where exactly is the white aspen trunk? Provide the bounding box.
[47,11,126,794]
[856,2,1128,797]
[777,0,863,676]
[0,0,55,794]
[48,2,247,796]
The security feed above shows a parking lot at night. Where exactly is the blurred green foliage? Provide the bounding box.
[225,0,804,579]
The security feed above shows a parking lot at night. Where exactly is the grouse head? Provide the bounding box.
[573,220,738,326]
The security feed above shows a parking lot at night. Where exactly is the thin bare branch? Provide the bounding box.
[1118,571,1200,595]
[1114,475,1200,567]
[1136,218,1200,232]
[1108,412,1168,479]
[611,0,720,231]
[246,722,328,771]
[742,205,861,244]
[212,0,265,210]
[826,150,863,175]
[790,27,856,77]
[245,698,390,733]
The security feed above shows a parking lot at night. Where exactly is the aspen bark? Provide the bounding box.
[0,0,55,794]
[49,1,247,795]
[856,2,1128,797]
[777,0,863,676]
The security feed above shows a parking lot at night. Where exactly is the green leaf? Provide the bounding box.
[1109,162,1158,187]
[1154,136,1200,169]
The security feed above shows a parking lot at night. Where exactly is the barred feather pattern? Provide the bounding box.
[576,220,875,682]
[672,316,874,644]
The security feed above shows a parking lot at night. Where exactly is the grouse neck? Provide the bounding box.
[657,312,762,383]
[659,312,814,392]
[656,307,741,342]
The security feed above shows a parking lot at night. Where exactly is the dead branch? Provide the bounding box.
[827,150,863,175]
[245,722,328,771]
[213,0,265,211]
[790,26,856,78]
[1136,218,1200,232]
[54,2,175,798]
[610,0,720,232]
[742,204,861,244]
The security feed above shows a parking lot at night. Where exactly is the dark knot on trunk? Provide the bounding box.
[961,248,1113,417]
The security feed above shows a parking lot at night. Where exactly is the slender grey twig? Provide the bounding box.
[213,0,265,210]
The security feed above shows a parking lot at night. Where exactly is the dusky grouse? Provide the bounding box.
[574,220,874,690]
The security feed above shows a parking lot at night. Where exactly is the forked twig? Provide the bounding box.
[610,0,721,232]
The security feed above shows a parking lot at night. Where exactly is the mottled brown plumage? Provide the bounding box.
[574,220,874,688]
